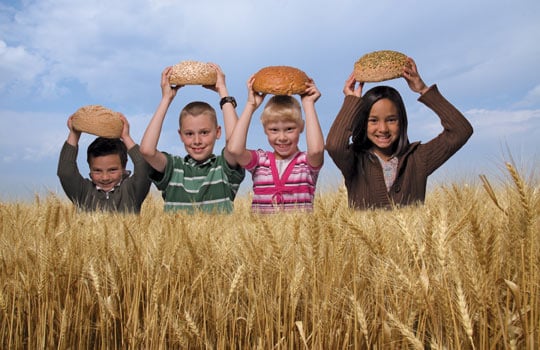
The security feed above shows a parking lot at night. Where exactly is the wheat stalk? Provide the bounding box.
[455,279,475,349]
[386,312,424,350]
[479,174,507,213]
[227,263,245,302]
[350,295,370,346]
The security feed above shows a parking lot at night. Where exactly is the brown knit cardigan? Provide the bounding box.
[325,85,473,209]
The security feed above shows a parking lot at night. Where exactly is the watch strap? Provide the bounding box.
[220,96,237,109]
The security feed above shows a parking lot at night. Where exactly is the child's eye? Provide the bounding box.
[201,130,209,135]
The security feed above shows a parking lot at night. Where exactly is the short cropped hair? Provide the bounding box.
[179,101,217,129]
[260,95,303,127]
[87,137,128,168]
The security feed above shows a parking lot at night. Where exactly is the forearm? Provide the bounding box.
[220,91,239,143]
[57,142,85,200]
[66,130,80,146]
[326,95,360,154]
[419,85,473,138]
[122,134,136,150]
[140,97,170,156]
[303,102,324,167]
[140,97,171,172]
[226,105,255,165]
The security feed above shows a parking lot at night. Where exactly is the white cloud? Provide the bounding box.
[515,84,540,108]
[0,40,46,91]
[0,110,66,162]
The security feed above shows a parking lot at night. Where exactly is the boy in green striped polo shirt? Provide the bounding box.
[140,63,245,213]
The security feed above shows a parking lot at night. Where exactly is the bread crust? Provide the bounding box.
[353,50,408,82]
[169,60,217,86]
[252,66,309,95]
[71,105,123,138]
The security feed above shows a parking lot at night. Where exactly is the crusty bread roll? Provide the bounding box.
[169,60,217,86]
[252,66,309,95]
[353,50,409,82]
[71,105,123,138]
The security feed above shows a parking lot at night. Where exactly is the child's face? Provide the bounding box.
[179,114,221,162]
[366,98,400,158]
[89,154,125,192]
[264,120,302,160]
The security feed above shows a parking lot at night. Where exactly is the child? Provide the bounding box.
[140,64,245,213]
[326,57,473,209]
[226,76,324,213]
[57,114,152,213]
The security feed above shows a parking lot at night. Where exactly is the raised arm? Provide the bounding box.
[325,73,364,175]
[226,76,266,167]
[118,113,135,150]
[203,63,238,143]
[300,78,324,168]
[66,115,81,147]
[140,66,179,173]
[402,57,429,95]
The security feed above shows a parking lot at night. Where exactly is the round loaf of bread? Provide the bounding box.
[252,66,309,95]
[71,105,123,138]
[353,50,409,82]
[169,60,217,86]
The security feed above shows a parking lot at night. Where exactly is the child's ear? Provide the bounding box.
[300,120,305,133]
[216,125,222,139]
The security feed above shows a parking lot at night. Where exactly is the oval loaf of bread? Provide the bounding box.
[252,66,309,96]
[169,60,217,86]
[71,105,123,138]
[353,50,409,82]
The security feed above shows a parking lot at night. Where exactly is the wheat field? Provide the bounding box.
[0,163,538,349]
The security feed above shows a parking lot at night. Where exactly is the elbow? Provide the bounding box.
[225,141,243,159]
[310,147,325,161]
[139,144,154,158]
[226,146,242,159]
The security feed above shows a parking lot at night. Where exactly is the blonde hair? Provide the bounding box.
[179,101,217,129]
[260,95,303,126]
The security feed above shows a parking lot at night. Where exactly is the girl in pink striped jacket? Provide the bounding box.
[227,75,325,213]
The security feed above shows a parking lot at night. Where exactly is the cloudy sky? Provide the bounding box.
[1,0,539,201]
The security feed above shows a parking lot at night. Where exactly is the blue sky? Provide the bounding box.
[1,0,539,200]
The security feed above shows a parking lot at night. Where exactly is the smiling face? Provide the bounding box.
[264,119,303,160]
[89,154,125,192]
[366,98,400,159]
[179,113,221,162]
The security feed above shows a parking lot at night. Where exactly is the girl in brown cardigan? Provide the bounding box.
[326,57,473,209]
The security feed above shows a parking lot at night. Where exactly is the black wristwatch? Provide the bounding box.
[219,96,237,109]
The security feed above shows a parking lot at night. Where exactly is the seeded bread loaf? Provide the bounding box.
[71,105,123,138]
[169,60,217,86]
[252,66,309,95]
[353,50,409,82]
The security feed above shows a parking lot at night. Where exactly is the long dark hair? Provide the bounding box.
[351,86,409,157]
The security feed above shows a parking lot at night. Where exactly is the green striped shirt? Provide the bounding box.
[150,149,245,213]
